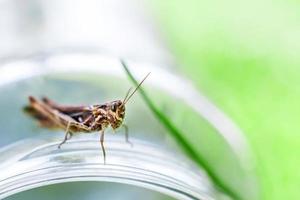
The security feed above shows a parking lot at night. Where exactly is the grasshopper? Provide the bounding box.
[24,69,150,164]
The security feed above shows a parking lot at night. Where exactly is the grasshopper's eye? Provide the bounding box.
[111,104,117,112]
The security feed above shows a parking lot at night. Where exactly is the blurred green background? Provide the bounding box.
[152,0,300,200]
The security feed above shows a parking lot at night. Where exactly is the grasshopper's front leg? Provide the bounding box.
[100,130,106,164]
[122,124,133,147]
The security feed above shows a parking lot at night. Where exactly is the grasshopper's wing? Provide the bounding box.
[24,105,58,129]
[25,96,90,132]
[42,97,93,125]
[42,97,87,114]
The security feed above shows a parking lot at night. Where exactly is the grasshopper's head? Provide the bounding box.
[110,71,150,130]
[105,100,125,130]
[110,100,126,129]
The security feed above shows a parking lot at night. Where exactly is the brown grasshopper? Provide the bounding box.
[24,72,150,163]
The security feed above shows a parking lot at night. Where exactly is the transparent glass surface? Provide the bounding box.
[0,51,250,199]
[5,182,176,200]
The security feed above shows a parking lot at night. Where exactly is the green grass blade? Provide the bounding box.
[121,60,241,200]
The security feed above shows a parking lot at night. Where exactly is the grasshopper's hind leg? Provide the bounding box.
[67,132,73,140]
[57,121,90,149]
[58,121,72,149]
[100,130,106,164]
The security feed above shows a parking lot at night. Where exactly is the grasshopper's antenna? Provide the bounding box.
[123,72,150,105]
[123,87,132,103]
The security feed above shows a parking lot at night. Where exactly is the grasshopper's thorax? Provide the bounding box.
[92,100,125,131]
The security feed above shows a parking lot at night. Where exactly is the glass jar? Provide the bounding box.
[0,52,225,200]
